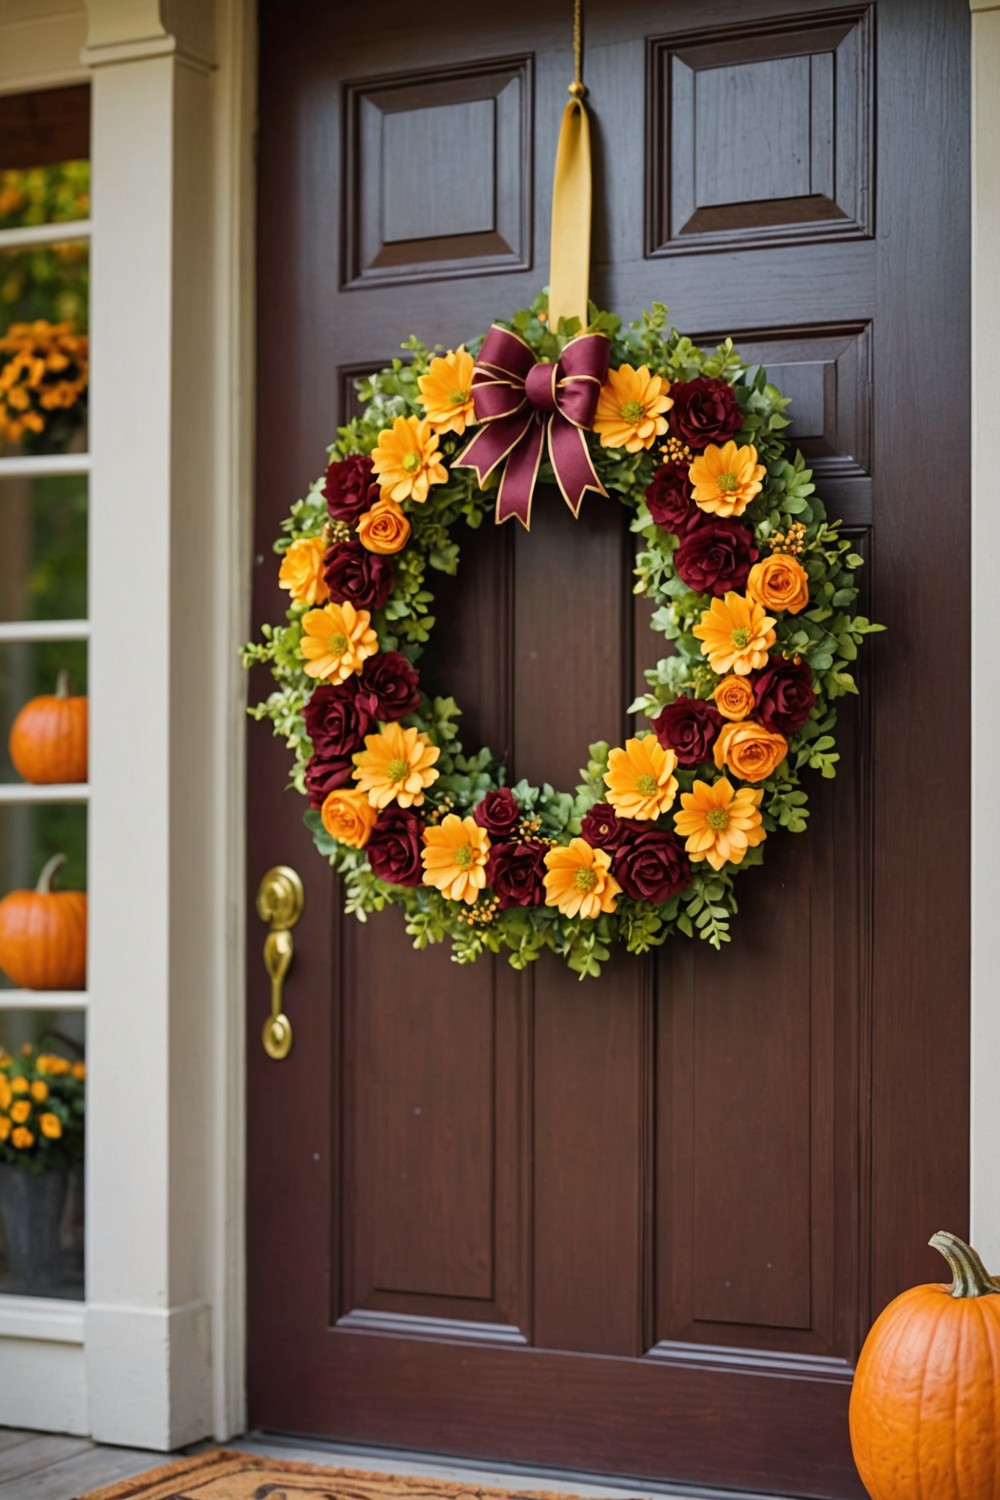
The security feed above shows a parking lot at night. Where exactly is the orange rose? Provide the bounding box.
[278,535,330,606]
[746,555,810,614]
[356,497,411,555]
[713,721,788,783]
[320,788,378,848]
[713,675,756,722]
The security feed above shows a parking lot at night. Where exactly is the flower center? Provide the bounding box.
[402,450,421,473]
[637,773,659,796]
[449,388,470,406]
[717,470,739,493]
[706,807,730,831]
[574,867,598,891]
[731,627,750,648]
[386,757,410,784]
[621,398,646,423]
[454,843,473,869]
[329,632,348,654]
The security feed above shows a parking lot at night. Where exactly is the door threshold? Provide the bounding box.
[234,1431,800,1500]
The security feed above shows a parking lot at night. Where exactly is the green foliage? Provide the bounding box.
[244,294,882,979]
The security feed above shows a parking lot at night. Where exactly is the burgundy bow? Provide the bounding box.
[454,325,610,529]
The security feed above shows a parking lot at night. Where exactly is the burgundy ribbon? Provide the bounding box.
[454,325,610,529]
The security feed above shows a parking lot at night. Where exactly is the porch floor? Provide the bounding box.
[0,1427,794,1500]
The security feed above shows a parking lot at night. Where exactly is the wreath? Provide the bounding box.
[244,294,881,979]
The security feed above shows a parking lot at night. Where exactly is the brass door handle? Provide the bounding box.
[256,865,304,1060]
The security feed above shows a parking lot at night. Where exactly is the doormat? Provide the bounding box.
[77,1450,625,1500]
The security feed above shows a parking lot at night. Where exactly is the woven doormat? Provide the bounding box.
[78,1451,605,1500]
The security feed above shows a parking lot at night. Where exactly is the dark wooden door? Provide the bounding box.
[247,3,969,1496]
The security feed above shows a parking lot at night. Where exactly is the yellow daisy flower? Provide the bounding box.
[30,1080,48,1103]
[603,736,679,820]
[371,415,448,503]
[421,814,491,905]
[300,601,378,682]
[688,440,766,518]
[417,346,476,435]
[673,778,766,872]
[543,838,621,919]
[278,535,330,607]
[692,592,776,676]
[0,1077,10,1110]
[10,1100,31,1125]
[11,1126,34,1150]
[353,721,440,809]
[11,1076,28,1094]
[593,363,673,452]
[39,1112,63,1140]
[0,1118,10,1143]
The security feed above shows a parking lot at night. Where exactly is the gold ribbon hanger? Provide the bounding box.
[548,0,593,331]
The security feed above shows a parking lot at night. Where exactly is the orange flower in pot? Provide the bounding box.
[0,854,87,990]
[8,669,88,784]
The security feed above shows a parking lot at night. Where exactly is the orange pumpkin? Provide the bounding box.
[0,854,87,990]
[849,1231,1000,1499]
[9,669,88,784]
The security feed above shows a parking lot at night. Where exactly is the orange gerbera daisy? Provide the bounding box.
[692,592,776,676]
[300,600,378,682]
[422,814,491,904]
[352,721,440,809]
[371,415,448,503]
[543,838,621,919]
[603,736,679,820]
[417,346,476,435]
[673,778,766,872]
[689,441,767,518]
[278,535,330,606]
[593,363,673,452]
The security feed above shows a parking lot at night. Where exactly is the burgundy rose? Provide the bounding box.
[473,787,521,838]
[580,801,630,851]
[323,453,380,523]
[612,827,691,904]
[486,841,547,909]
[303,682,373,805]
[674,522,759,597]
[645,462,699,534]
[324,540,393,611]
[357,651,421,721]
[654,696,723,768]
[753,658,816,736]
[305,750,354,808]
[366,807,424,887]
[668,376,743,451]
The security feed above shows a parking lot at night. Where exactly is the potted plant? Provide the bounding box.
[0,1044,85,1292]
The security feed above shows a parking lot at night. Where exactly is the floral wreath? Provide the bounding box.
[245,295,881,980]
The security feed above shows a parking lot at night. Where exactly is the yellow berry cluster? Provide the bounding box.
[454,895,501,927]
[423,794,457,826]
[0,320,89,443]
[660,435,693,465]
[326,519,353,546]
[769,521,808,556]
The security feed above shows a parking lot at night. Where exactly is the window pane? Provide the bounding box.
[0,472,87,621]
[0,803,87,993]
[0,1008,85,1300]
[0,161,90,232]
[0,242,89,457]
[0,641,87,784]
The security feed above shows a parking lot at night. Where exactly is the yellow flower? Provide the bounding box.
[356,497,411,555]
[30,1080,48,1103]
[300,601,378,682]
[11,1126,34,1150]
[689,441,767,518]
[673,778,766,872]
[71,1062,86,1081]
[746,554,810,614]
[353,721,440,809]
[593,364,673,452]
[11,1076,28,1095]
[543,838,621,919]
[10,1100,31,1125]
[603,736,679,820]
[371,416,448,503]
[39,1112,63,1140]
[0,1118,9,1142]
[713,675,757,721]
[278,536,330,606]
[713,722,788,783]
[417,346,476,435]
[0,1077,10,1110]
[421,814,491,904]
[320,788,378,848]
[693,592,776,676]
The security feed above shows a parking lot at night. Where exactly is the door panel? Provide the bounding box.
[248,2,969,1495]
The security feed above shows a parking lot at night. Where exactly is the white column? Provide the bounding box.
[970,0,1000,1273]
[82,0,252,1448]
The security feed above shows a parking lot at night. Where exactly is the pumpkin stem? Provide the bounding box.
[35,853,67,894]
[55,669,73,698]
[929,1230,1000,1298]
